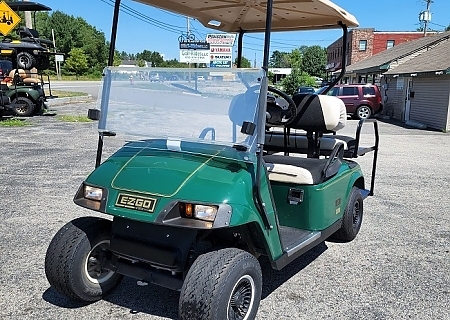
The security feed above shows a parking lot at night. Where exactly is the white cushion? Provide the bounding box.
[266,163,314,185]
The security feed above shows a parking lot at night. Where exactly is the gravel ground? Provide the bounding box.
[0,101,449,320]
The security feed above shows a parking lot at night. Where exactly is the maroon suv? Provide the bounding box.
[317,84,383,119]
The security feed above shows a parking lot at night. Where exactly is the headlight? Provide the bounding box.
[84,186,103,201]
[194,205,218,221]
[179,203,218,222]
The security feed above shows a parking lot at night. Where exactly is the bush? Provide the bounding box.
[281,69,316,96]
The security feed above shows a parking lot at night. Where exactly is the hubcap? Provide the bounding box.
[227,275,255,320]
[15,101,28,114]
[358,107,370,119]
[84,240,114,284]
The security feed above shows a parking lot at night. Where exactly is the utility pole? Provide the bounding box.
[254,52,257,68]
[187,16,191,81]
[420,0,432,36]
[23,0,33,29]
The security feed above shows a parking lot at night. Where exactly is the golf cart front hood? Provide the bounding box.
[87,140,254,202]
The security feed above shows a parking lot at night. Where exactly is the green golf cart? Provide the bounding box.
[45,1,379,319]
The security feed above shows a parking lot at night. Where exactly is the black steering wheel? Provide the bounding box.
[266,86,297,127]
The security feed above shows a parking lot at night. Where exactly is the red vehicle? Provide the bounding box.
[317,84,383,119]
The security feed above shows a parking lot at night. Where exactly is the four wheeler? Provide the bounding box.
[44,0,379,319]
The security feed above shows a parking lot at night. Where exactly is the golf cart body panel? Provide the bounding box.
[135,0,358,32]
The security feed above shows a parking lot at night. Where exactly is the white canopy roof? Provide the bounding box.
[134,0,358,32]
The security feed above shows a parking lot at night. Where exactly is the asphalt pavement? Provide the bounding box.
[0,101,449,320]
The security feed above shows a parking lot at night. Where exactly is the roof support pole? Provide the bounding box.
[322,22,347,94]
[236,29,244,67]
[108,0,122,67]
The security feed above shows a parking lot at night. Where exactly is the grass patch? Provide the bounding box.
[57,115,92,123]
[0,118,29,127]
[50,90,89,98]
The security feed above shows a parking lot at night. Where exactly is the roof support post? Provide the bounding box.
[108,0,122,67]
[236,29,244,68]
[322,22,347,94]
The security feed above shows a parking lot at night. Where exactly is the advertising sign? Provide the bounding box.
[179,42,210,50]
[206,33,236,46]
[210,60,232,68]
[179,50,210,63]
[210,54,232,61]
[210,46,232,53]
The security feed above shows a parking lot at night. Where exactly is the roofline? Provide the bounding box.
[346,33,450,74]
[385,69,450,77]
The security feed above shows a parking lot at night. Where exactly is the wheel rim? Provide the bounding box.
[84,240,114,284]
[15,101,29,114]
[358,107,370,119]
[19,56,30,67]
[352,201,361,229]
[227,275,256,320]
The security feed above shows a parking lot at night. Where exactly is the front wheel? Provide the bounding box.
[179,248,262,320]
[44,217,123,302]
[355,105,372,120]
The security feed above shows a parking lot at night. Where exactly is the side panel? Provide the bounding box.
[271,164,364,230]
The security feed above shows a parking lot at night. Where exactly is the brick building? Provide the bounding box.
[325,28,425,74]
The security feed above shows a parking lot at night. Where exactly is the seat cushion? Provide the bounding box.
[264,155,328,185]
[265,131,349,152]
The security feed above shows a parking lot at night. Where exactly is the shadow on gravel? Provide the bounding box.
[43,277,179,319]
[42,243,327,318]
[260,241,328,299]
[170,83,200,95]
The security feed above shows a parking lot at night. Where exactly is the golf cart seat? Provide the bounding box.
[17,27,54,47]
[9,69,40,85]
[264,94,345,185]
[265,94,349,157]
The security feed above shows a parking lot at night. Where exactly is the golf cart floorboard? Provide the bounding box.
[278,226,321,256]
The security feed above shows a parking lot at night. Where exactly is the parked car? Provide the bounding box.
[149,72,162,82]
[316,84,383,119]
[297,86,316,94]
[197,75,205,81]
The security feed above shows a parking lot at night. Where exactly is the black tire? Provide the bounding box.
[35,56,50,70]
[11,97,35,117]
[179,248,262,320]
[44,217,123,302]
[355,105,372,120]
[332,187,363,242]
[16,51,36,70]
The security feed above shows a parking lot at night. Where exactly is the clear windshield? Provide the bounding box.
[97,67,262,155]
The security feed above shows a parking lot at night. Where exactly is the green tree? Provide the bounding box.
[281,69,316,96]
[288,48,302,68]
[136,59,146,67]
[64,48,88,79]
[234,56,251,68]
[302,45,327,78]
[446,24,450,31]
[113,50,122,67]
[269,50,290,68]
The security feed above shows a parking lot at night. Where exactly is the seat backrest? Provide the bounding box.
[289,93,346,132]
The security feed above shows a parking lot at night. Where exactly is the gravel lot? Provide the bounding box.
[0,101,449,320]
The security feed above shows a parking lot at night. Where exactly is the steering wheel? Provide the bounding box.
[266,86,297,127]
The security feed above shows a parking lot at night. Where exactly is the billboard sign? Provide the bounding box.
[210,54,232,61]
[210,60,232,68]
[206,33,236,46]
[179,50,210,63]
[179,41,210,50]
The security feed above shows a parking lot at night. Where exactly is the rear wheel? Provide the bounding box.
[332,187,363,242]
[16,52,36,70]
[45,217,123,302]
[355,105,372,120]
[11,97,34,117]
[35,56,50,70]
[179,248,262,320]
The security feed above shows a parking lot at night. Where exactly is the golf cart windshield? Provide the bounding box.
[97,67,262,157]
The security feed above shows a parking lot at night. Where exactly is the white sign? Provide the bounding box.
[55,54,64,62]
[179,50,210,63]
[210,54,232,61]
[210,47,232,53]
[396,77,404,90]
[206,34,236,46]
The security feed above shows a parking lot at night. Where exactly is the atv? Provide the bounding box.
[44,1,379,319]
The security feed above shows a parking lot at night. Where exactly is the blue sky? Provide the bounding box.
[38,0,449,64]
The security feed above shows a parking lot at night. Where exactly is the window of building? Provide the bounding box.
[387,40,395,49]
[359,40,367,51]
[342,87,358,96]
